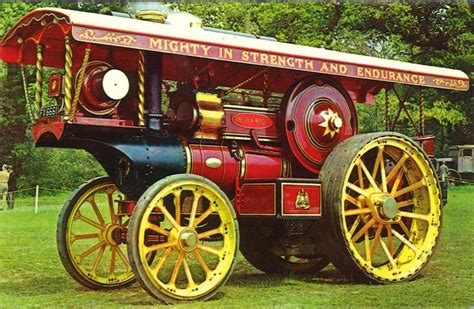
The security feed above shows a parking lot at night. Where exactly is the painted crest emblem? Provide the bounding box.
[295,189,310,210]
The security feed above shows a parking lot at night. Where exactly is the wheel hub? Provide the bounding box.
[368,193,399,222]
[178,228,198,251]
[103,224,124,245]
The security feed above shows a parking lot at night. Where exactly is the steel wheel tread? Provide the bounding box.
[57,177,135,289]
[320,132,442,283]
[127,174,239,303]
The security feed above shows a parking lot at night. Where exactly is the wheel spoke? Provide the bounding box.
[351,217,376,243]
[399,211,430,222]
[157,201,180,230]
[144,240,176,255]
[77,241,104,262]
[89,198,105,226]
[386,153,408,183]
[398,220,411,238]
[357,161,364,190]
[379,238,397,269]
[193,205,215,227]
[182,256,195,288]
[380,156,388,192]
[345,194,361,208]
[390,168,405,196]
[347,183,369,198]
[193,250,211,276]
[107,191,117,224]
[91,244,106,273]
[77,212,102,229]
[344,208,371,216]
[188,192,201,227]
[359,159,379,191]
[392,229,420,255]
[174,191,181,226]
[370,224,383,258]
[198,226,223,239]
[372,146,384,180]
[151,247,173,277]
[122,218,130,228]
[168,252,184,286]
[393,180,426,198]
[116,246,131,271]
[71,233,99,244]
[397,199,414,209]
[364,231,371,265]
[386,224,394,255]
[348,216,361,236]
[145,222,170,237]
[109,246,117,277]
[198,244,223,257]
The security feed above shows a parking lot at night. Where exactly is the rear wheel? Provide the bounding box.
[57,177,134,289]
[127,174,239,303]
[239,220,329,274]
[320,132,442,283]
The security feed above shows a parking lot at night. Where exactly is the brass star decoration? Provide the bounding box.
[318,108,341,138]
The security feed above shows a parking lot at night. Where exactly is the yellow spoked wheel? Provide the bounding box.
[127,174,239,303]
[57,177,134,289]
[320,132,442,283]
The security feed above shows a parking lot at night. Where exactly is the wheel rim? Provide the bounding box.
[340,136,441,281]
[66,182,133,285]
[137,179,237,300]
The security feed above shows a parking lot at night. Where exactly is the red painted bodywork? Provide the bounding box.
[239,183,275,215]
[280,183,321,216]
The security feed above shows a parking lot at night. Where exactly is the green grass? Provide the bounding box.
[1,186,473,307]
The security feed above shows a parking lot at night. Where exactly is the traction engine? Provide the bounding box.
[0,6,469,304]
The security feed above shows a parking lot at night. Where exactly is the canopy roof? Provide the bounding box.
[0,8,469,92]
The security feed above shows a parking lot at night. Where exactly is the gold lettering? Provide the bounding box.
[305,60,314,70]
[381,70,388,79]
[330,63,338,73]
[357,67,364,76]
[242,51,249,61]
[180,42,190,54]
[364,68,372,78]
[278,56,286,66]
[419,76,425,84]
[223,48,233,59]
[149,38,162,49]
[287,57,295,67]
[168,41,179,52]
[321,62,330,72]
[201,45,211,56]
[250,52,259,62]
[372,69,380,78]
[190,43,199,54]
[402,73,410,82]
[339,64,347,74]
[295,59,304,68]
[260,53,269,64]
[270,55,278,65]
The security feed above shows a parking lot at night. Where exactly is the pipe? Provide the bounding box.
[144,51,163,131]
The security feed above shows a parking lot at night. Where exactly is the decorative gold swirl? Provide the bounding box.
[137,50,146,126]
[35,44,43,118]
[64,36,73,122]
[79,29,137,45]
[432,77,467,89]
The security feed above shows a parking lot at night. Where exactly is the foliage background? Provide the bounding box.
[0,1,472,190]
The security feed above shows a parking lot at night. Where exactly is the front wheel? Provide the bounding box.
[127,174,239,304]
[321,132,442,283]
[57,177,135,289]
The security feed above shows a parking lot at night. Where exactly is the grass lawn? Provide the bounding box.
[0,186,473,307]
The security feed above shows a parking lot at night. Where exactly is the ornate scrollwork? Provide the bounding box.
[79,29,137,45]
[432,77,467,89]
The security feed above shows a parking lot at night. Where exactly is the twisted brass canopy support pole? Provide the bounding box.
[138,50,146,126]
[420,90,425,136]
[63,36,73,122]
[35,44,43,118]
[71,47,91,119]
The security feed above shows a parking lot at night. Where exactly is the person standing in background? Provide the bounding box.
[7,165,17,210]
[0,164,9,210]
